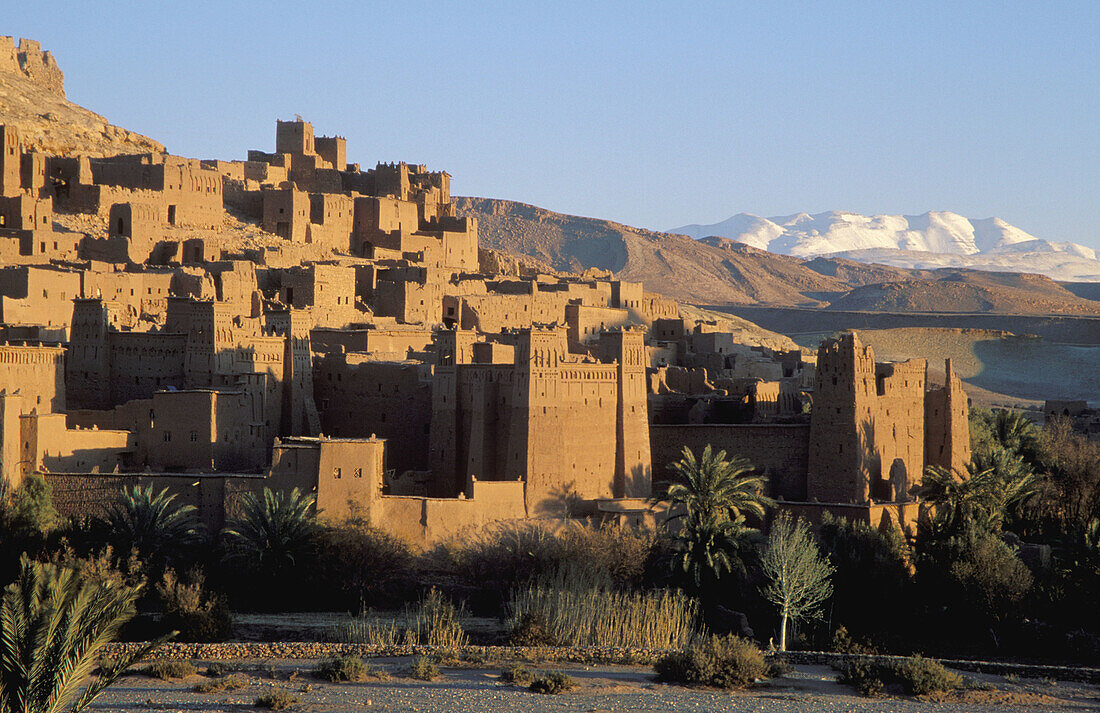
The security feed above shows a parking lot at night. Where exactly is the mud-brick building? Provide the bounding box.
[429,326,651,515]
[650,332,970,535]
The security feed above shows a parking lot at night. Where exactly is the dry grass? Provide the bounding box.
[334,588,467,647]
[508,568,699,649]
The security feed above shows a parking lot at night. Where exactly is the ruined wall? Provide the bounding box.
[924,359,971,474]
[0,38,64,96]
[650,423,811,501]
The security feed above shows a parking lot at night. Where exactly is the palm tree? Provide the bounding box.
[921,458,1044,538]
[669,513,758,590]
[221,488,319,579]
[658,446,772,599]
[0,557,166,713]
[102,485,204,566]
[661,445,772,525]
[991,409,1040,456]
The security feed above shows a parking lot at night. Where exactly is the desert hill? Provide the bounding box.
[458,197,872,306]
[827,270,1100,315]
[457,197,1100,315]
[0,63,162,156]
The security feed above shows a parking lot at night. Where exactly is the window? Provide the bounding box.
[164,431,172,442]
[190,431,198,442]
[333,467,341,479]
[353,468,362,478]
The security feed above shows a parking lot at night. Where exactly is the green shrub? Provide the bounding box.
[408,656,439,681]
[654,635,767,689]
[312,656,370,682]
[529,671,576,694]
[193,673,248,693]
[499,664,533,685]
[142,660,197,679]
[253,690,299,709]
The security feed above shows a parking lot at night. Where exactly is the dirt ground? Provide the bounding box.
[90,658,1100,713]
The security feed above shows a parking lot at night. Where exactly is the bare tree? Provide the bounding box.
[760,512,835,651]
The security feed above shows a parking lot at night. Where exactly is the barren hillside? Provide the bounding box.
[0,69,163,156]
[828,270,1100,315]
[458,197,857,306]
[458,197,1100,315]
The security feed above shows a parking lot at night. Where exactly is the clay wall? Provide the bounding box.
[314,136,346,171]
[262,188,310,241]
[0,194,52,231]
[924,359,971,474]
[46,473,238,532]
[0,125,20,196]
[307,194,353,251]
[313,437,385,521]
[375,478,526,546]
[310,327,434,357]
[313,354,432,474]
[107,332,187,404]
[0,265,81,327]
[650,423,811,501]
[19,412,132,476]
[565,303,633,346]
[21,151,48,198]
[276,120,315,156]
[0,343,65,413]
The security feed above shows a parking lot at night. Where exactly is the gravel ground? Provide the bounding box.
[90,658,1100,712]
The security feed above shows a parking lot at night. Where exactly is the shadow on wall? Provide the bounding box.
[533,480,581,519]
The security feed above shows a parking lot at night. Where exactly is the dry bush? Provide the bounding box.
[408,656,439,681]
[253,690,299,709]
[312,656,371,682]
[429,521,657,612]
[142,660,197,679]
[193,673,247,693]
[529,671,575,694]
[655,635,767,689]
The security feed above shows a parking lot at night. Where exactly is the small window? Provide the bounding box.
[333,467,341,479]
[190,431,198,442]
[353,468,362,478]
[164,431,172,442]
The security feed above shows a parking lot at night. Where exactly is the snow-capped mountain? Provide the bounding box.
[671,211,1100,282]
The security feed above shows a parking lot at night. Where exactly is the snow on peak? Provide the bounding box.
[671,210,1054,259]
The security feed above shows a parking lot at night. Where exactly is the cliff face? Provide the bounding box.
[0,37,163,157]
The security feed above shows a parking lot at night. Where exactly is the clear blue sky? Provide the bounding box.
[10,2,1100,246]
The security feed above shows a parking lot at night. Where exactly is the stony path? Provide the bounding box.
[91,659,1100,713]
